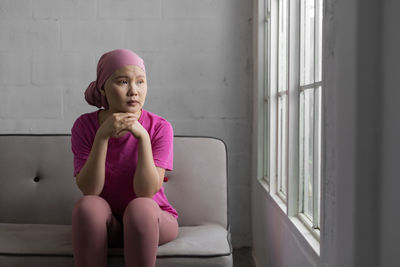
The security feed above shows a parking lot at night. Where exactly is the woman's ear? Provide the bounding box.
[100,86,106,96]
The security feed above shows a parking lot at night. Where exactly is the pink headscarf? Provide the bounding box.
[84,49,146,109]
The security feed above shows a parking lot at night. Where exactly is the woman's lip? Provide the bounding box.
[127,100,140,105]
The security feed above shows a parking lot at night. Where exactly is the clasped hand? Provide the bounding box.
[98,112,147,140]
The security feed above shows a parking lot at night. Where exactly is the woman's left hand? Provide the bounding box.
[127,116,148,140]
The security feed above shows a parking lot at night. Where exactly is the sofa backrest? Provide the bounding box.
[0,135,228,229]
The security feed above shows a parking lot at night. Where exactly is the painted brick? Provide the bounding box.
[191,86,249,119]
[0,0,31,20]
[225,121,251,154]
[28,119,70,134]
[168,117,232,139]
[0,53,30,85]
[63,87,97,121]
[33,0,96,20]
[32,52,95,86]
[0,118,73,134]
[61,20,124,53]
[133,51,162,85]
[99,0,161,19]
[160,19,232,52]
[145,86,195,120]
[124,20,163,52]
[0,20,59,52]
[0,86,62,119]
[125,18,235,53]
[151,51,227,88]
[229,153,251,186]
[162,0,230,19]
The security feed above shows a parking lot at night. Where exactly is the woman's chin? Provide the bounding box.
[108,104,142,114]
[124,106,141,114]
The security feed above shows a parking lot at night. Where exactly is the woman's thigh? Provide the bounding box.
[123,198,179,245]
[72,195,123,248]
[158,210,179,245]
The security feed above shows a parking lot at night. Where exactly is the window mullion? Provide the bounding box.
[312,87,318,228]
[299,81,323,91]
[286,0,301,217]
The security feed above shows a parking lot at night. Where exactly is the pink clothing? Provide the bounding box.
[71,109,178,219]
[72,196,178,267]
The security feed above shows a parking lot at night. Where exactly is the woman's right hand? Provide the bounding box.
[96,112,138,140]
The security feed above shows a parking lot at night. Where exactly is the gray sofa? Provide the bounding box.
[0,135,232,266]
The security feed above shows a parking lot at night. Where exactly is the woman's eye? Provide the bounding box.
[138,80,144,84]
[118,80,128,85]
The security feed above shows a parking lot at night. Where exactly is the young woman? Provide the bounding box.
[71,49,178,267]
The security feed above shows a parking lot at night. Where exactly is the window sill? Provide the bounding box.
[258,177,287,215]
[257,178,320,257]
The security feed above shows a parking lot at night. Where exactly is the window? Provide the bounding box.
[298,0,323,230]
[261,0,323,240]
[277,0,289,201]
[263,0,271,187]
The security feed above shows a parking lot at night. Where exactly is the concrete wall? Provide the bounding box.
[0,0,253,247]
[379,0,400,266]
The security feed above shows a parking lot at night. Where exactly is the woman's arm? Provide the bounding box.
[75,112,137,195]
[75,133,108,195]
[133,133,165,198]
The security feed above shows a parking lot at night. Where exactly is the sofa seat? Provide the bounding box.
[0,222,232,266]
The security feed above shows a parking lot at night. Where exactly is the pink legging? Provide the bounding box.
[72,195,179,267]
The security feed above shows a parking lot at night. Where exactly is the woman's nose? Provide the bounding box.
[127,84,138,96]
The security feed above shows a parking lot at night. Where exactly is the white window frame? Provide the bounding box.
[258,0,324,252]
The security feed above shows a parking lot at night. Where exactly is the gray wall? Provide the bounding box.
[379,0,400,265]
[0,0,253,248]
[252,0,400,266]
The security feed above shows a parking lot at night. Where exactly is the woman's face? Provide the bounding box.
[101,65,147,115]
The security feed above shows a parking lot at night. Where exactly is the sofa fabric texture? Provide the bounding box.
[0,135,232,266]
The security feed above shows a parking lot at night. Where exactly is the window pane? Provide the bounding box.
[264,0,271,184]
[300,0,315,85]
[315,86,322,228]
[300,89,314,220]
[278,0,288,93]
[264,101,270,183]
[278,94,288,198]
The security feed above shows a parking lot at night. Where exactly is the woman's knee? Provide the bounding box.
[72,195,111,221]
[123,198,159,228]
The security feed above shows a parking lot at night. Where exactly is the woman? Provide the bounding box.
[71,49,178,267]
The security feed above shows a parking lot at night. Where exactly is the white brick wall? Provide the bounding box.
[33,0,97,20]
[0,0,253,248]
[99,0,162,19]
[0,0,31,19]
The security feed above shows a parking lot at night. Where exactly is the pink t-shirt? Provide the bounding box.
[71,109,178,219]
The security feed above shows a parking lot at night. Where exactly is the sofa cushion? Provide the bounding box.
[0,223,231,257]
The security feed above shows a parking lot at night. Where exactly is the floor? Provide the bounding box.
[233,247,256,267]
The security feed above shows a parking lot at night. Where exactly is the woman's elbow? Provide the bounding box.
[75,175,102,196]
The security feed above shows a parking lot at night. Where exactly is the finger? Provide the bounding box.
[120,118,137,126]
[118,119,137,130]
[116,113,139,121]
[113,116,135,126]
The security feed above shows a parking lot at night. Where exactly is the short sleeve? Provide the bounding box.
[71,117,93,177]
[151,121,174,171]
